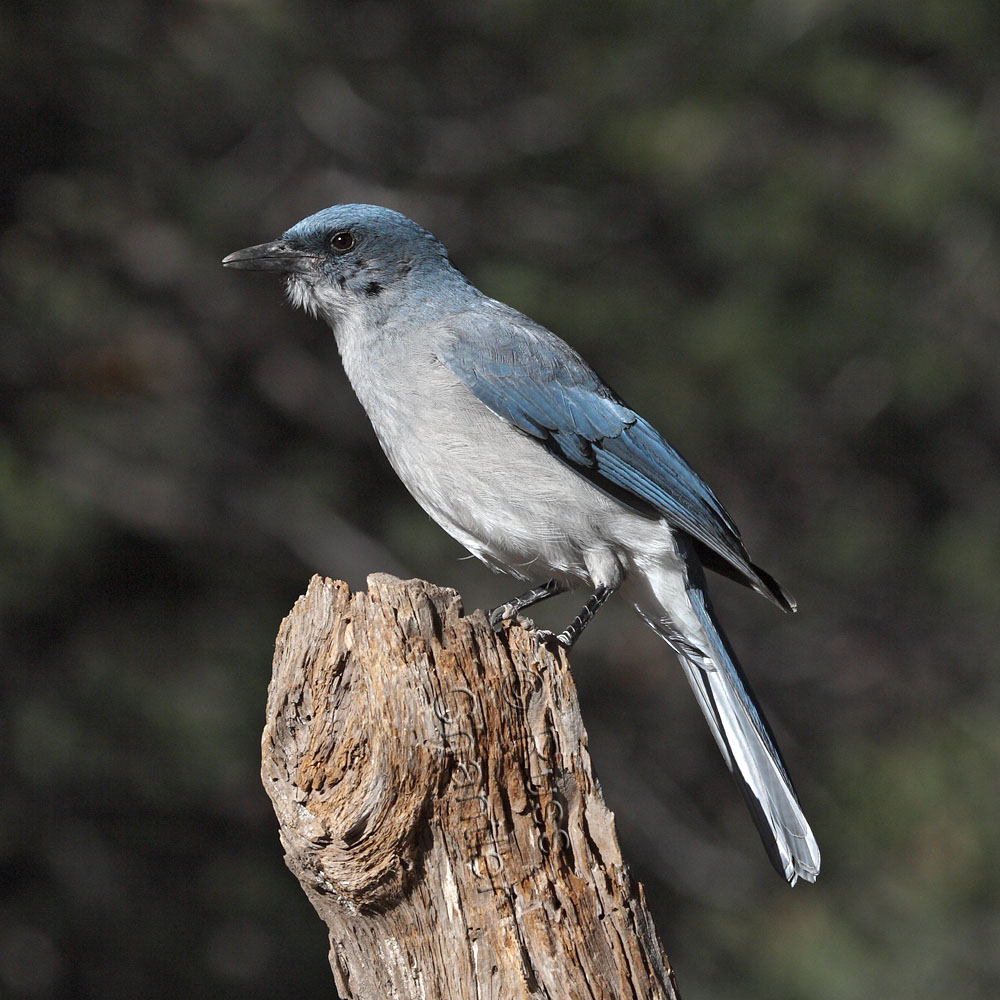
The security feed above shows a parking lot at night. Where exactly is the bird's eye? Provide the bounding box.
[329,231,355,254]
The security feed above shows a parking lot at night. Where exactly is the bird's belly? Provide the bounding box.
[341,345,681,588]
[374,397,662,587]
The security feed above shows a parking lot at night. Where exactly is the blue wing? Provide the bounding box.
[439,314,794,611]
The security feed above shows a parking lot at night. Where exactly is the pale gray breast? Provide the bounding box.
[333,313,660,583]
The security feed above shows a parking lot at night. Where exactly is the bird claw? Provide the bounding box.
[488,603,517,632]
[533,628,571,650]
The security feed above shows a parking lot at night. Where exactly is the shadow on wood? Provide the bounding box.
[262,573,681,1000]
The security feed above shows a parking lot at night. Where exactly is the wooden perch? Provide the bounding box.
[262,574,681,1000]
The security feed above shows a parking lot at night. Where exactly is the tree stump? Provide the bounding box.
[262,573,681,1000]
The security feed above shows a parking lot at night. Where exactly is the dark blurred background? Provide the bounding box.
[2,1,998,997]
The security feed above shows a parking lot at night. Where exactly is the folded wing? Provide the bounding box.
[439,315,794,611]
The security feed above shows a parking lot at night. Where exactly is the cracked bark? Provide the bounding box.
[262,573,681,1000]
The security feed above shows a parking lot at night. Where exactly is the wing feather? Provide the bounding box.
[440,314,793,610]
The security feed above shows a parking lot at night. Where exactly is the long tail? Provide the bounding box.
[631,562,820,885]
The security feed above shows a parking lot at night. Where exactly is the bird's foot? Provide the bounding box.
[488,580,568,633]
[532,628,573,650]
[488,602,518,632]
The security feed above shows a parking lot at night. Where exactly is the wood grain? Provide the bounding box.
[262,574,680,1000]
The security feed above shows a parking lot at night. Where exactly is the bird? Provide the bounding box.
[223,203,820,885]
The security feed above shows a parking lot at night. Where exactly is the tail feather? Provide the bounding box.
[634,571,820,885]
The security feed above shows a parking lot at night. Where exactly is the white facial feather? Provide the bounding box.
[285,274,361,323]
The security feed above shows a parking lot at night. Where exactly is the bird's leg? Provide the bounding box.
[545,585,616,649]
[488,579,567,631]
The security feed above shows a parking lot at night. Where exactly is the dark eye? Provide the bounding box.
[329,230,355,254]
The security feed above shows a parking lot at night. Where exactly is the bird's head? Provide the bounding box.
[223,204,459,322]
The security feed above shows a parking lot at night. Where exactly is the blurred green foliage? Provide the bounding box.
[2,1,999,997]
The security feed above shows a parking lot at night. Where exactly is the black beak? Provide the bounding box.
[222,240,316,272]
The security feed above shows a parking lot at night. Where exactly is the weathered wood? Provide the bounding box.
[262,573,681,1000]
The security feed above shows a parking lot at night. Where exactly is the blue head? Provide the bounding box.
[223,204,467,322]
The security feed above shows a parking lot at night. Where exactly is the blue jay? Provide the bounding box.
[224,204,820,884]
